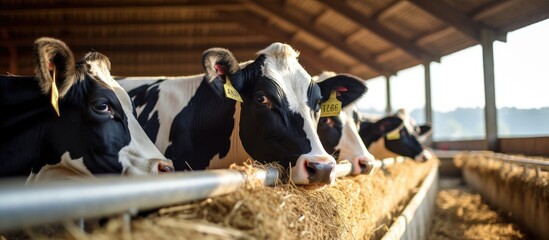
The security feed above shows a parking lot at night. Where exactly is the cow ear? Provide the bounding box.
[202,47,241,98]
[374,117,403,135]
[317,74,367,107]
[33,37,76,99]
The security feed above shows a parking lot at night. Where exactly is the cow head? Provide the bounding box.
[359,109,432,162]
[203,43,365,187]
[314,72,376,176]
[28,37,174,182]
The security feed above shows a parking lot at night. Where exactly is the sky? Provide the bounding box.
[357,18,549,113]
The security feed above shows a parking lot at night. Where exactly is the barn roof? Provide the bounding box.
[2,0,549,79]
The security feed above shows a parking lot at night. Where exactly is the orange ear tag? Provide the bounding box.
[50,66,60,117]
[320,91,341,117]
[223,75,243,102]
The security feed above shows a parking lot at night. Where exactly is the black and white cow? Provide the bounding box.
[359,109,433,161]
[314,72,376,176]
[0,37,174,182]
[117,43,365,187]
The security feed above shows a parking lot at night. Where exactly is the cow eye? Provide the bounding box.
[256,95,272,108]
[93,100,111,114]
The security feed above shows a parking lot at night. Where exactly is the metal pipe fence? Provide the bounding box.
[0,157,405,232]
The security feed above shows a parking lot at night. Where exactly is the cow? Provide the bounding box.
[314,72,376,176]
[359,109,433,161]
[0,37,174,182]
[117,43,365,188]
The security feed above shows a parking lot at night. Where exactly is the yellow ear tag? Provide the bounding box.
[320,91,342,117]
[386,129,401,140]
[223,75,243,102]
[50,66,60,117]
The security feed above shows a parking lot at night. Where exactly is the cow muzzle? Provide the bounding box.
[154,159,175,174]
[291,155,336,189]
[350,155,376,176]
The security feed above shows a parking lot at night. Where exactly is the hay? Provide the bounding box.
[428,181,527,240]
[19,158,437,240]
[453,152,549,239]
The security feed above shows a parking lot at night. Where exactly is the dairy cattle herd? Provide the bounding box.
[0,37,431,188]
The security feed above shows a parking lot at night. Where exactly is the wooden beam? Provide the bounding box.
[226,11,351,75]
[408,0,506,42]
[0,0,243,12]
[244,0,390,75]
[317,0,437,63]
[0,19,232,31]
[0,35,268,47]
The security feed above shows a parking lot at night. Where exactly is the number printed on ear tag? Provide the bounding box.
[320,91,341,117]
[223,75,243,102]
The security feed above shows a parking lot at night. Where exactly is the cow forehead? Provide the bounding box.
[258,45,313,113]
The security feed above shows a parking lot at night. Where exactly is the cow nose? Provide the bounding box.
[306,161,335,184]
[353,155,376,175]
[156,160,175,173]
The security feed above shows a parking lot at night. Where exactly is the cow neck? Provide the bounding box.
[208,101,251,169]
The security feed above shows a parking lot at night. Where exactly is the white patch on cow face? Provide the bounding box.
[26,152,94,183]
[88,62,172,175]
[335,106,376,175]
[259,43,335,185]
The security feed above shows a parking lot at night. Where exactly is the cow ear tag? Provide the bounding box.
[223,75,243,102]
[320,91,342,117]
[50,66,60,117]
[386,128,401,140]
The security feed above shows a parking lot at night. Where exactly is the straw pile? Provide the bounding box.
[22,158,437,240]
[428,180,527,239]
[453,152,549,239]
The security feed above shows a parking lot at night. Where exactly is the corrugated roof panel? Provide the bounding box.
[346,29,393,55]
[439,0,498,14]
[378,1,446,40]
[345,0,400,18]
[286,0,324,18]
[316,10,361,37]
[417,28,477,57]
[376,48,419,71]
[475,0,549,32]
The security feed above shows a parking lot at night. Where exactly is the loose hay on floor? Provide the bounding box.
[27,158,437,240]
[428,180,527,240]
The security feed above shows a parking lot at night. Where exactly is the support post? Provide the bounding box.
[385,75,392,114]
[481,29,499,152]
[424,62,433,146]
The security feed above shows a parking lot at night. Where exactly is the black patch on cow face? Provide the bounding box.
[384,127,424,158]
[359,116,424,159]
[238,59,313,169]
[39,75,129,174]
[317,116,342,157]
[127,80,164,143]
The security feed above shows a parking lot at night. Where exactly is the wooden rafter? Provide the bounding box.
[244,0,390,75]
[226,11,350,75]
[408,0,507,42]
[317,0,438,63]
